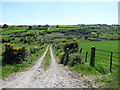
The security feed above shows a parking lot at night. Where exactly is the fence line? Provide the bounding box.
[95,49,120,54]
[90,46,120,72]
[95,52,110,56]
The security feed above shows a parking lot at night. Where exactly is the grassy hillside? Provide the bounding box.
[1,24,119,88]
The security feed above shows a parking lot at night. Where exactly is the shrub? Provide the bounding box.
[56,25,59,28]
[20,38,24,42]
[2,24,8,28]
[63,41,78,54]
[24,40,27,43]
[68,53,82,66]
[63,40,66,43]
[59,52,65,64]
[28,26,32,30]
[85,36,88,39]
[2,43,27,64]
[2,39,11,43]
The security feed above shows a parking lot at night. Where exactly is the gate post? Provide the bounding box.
[110,52,113,72]
[80,48,83,53]
[90,46,96,67]
[85,51,88,62]
[64,48,69,66]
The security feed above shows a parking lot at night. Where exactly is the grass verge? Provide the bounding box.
[68,64,100,75]
[68,63,118,88]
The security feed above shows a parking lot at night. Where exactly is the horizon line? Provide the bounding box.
[0,24,119,25]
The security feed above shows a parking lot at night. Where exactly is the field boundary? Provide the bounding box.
[90,46,120,72]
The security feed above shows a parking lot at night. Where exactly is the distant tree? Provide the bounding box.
[2,24,8,28]
[18,25,23,27]
[45,24,49,27]
[20,38,24,42]
[2,39,6,43]
[24,40,27,43]
[28,26,32,30]
[56,25,59,28]
[85,36,88,39]
[38,25,41,27]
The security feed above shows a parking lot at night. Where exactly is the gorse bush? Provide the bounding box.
[3,43,27,64]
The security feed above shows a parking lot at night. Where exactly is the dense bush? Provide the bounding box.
[30,48,39,54]
[2,24,8,28]
[85,36,88,39]
[58,52,65,64]
[28,26,32,30]
[54,41,83,66]
[2,39,11,43]
[63,41,78,53]
[2,43,27,64]
[69,53,82,66]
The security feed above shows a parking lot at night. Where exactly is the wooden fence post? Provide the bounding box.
[80,48,82,53]
[110,52,113,72]
[85,51,88,62]
[90,46,95,67]
[64,48,69,66]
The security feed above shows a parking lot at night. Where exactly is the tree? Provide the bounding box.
[28,26,32,30]
[38,25,41,27]
[56,25,59,28]
[2,24,8,28]
[45,24,49,27]
[85,36,88,39]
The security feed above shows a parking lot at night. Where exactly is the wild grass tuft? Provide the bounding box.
[69,64,100,75]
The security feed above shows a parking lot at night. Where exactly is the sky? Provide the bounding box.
[0,0,119,25]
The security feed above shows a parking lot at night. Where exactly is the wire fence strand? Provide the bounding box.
[94,48,120,72]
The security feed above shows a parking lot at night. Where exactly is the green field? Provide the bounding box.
[2,30,26,34]
[79,39,118,60]
[78,39,119,72]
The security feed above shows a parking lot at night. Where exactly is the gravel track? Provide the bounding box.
[1,46,89,88]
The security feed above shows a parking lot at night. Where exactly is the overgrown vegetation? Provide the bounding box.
[53,40,84,66]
